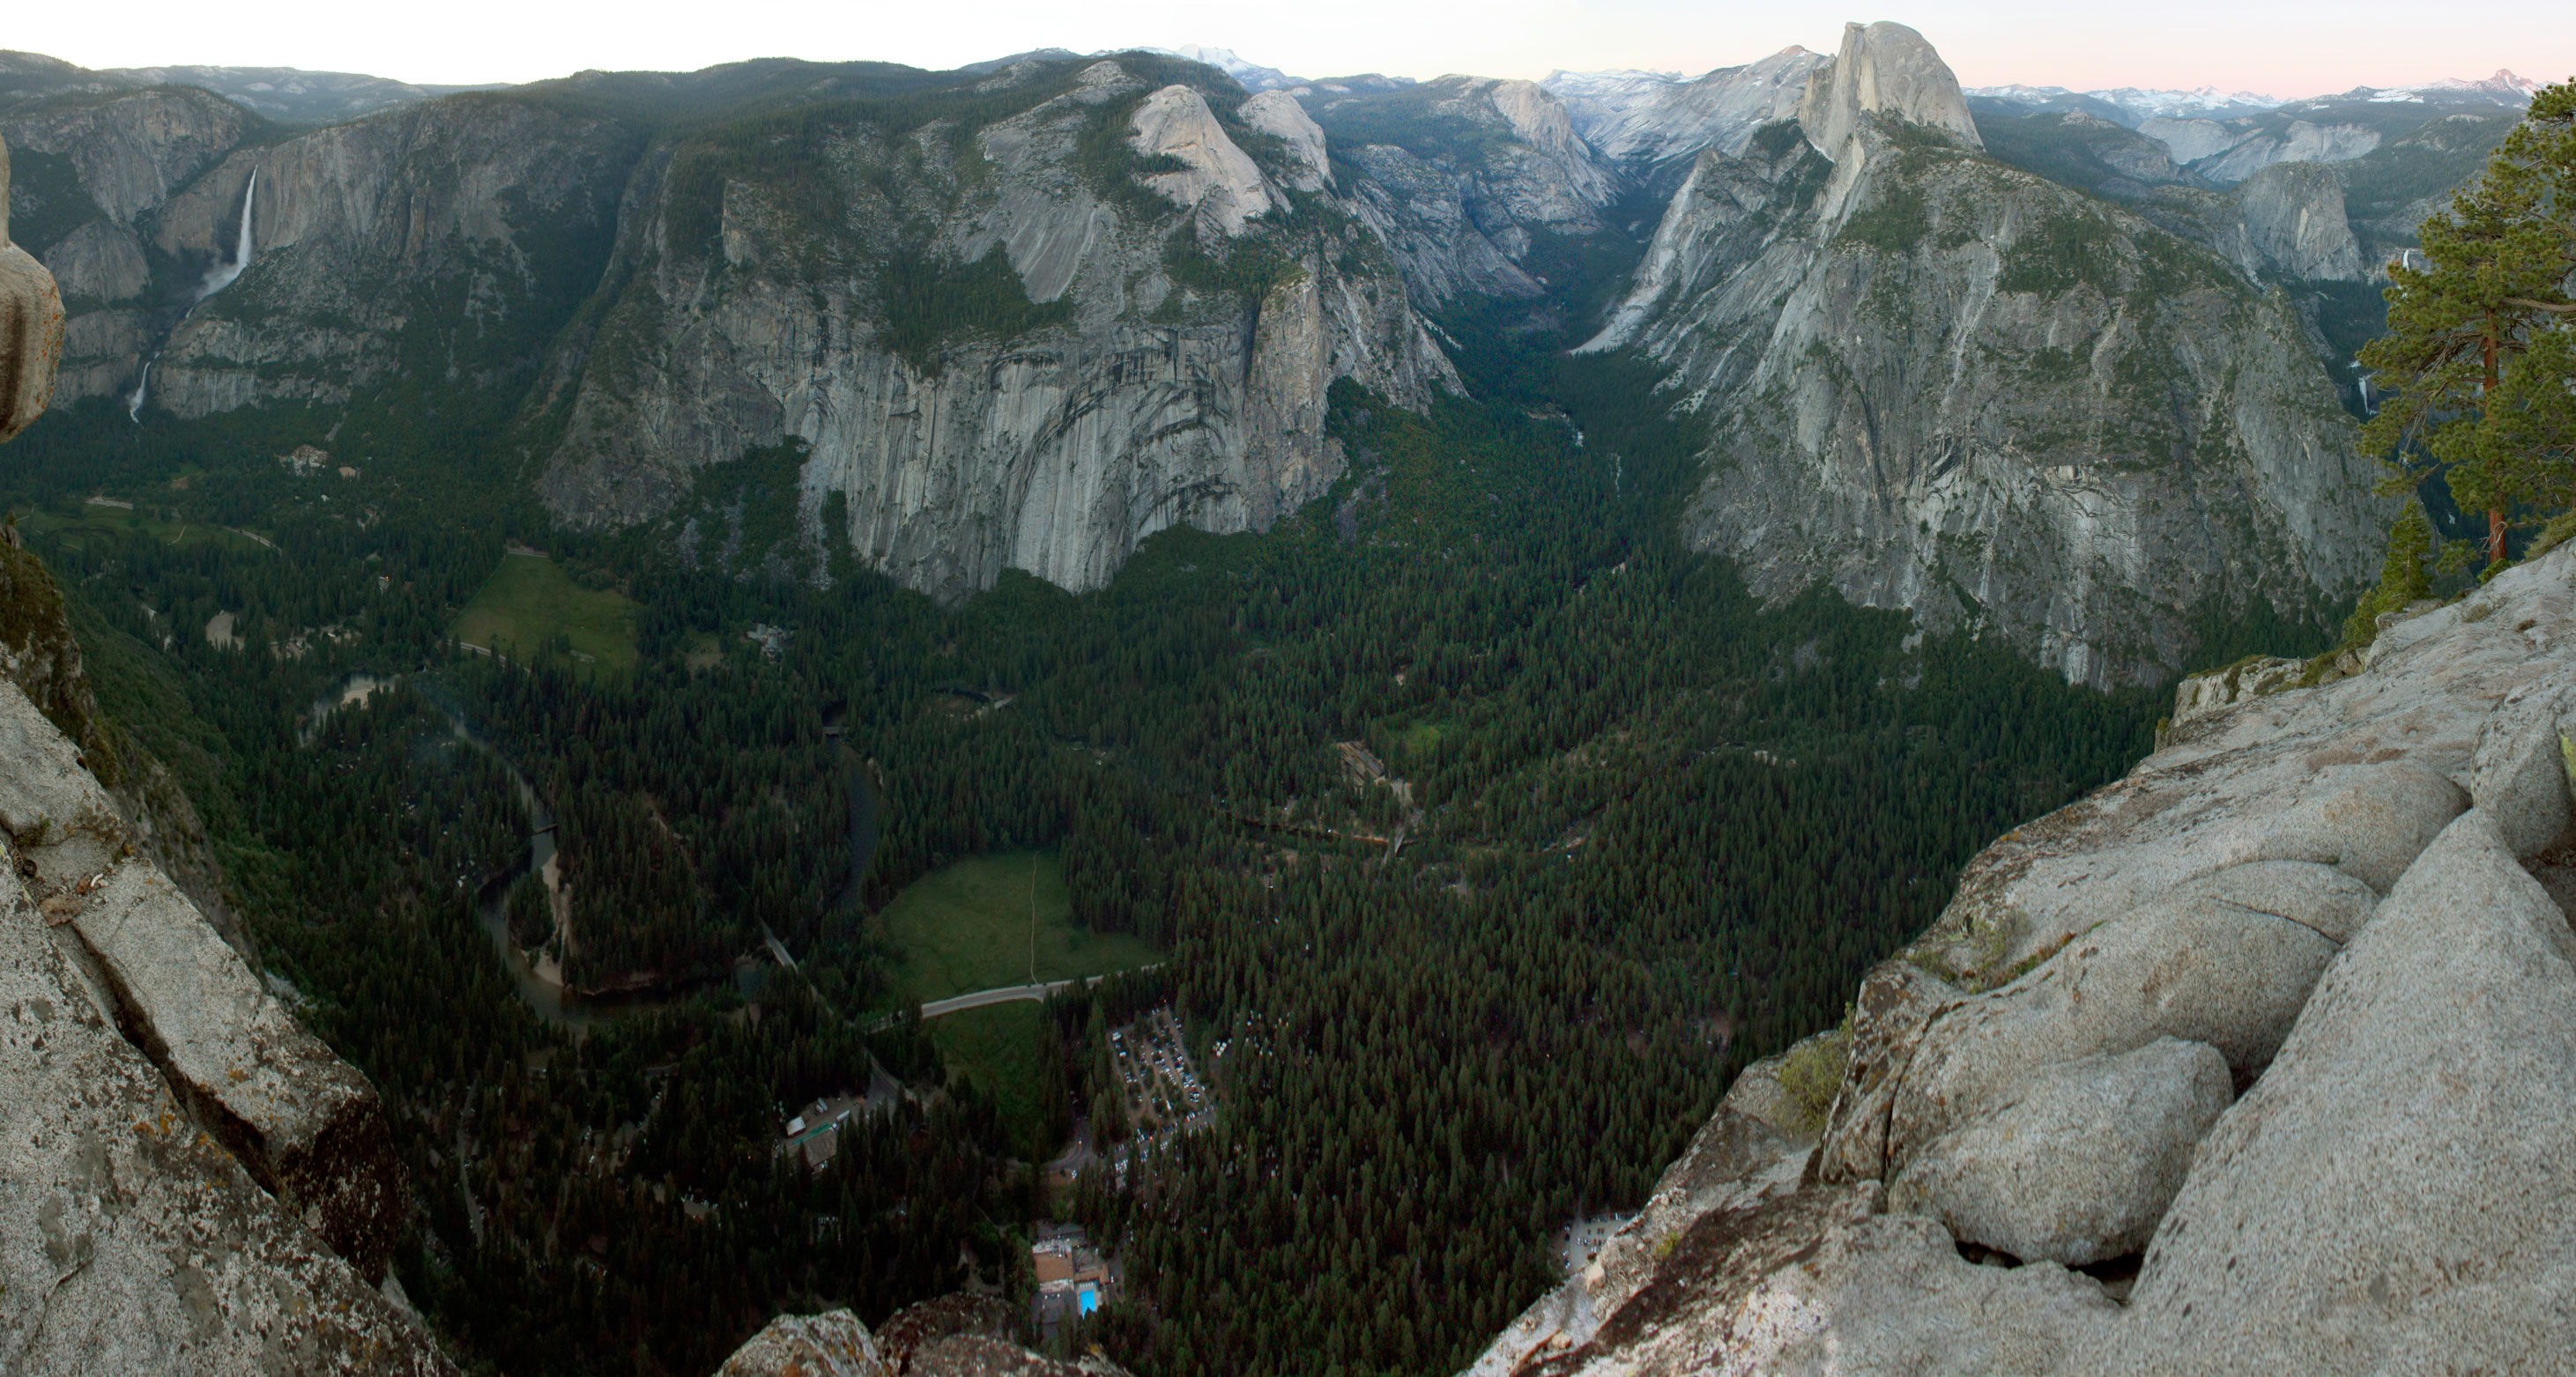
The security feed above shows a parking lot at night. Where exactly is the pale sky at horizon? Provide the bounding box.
[11,1,2573,100]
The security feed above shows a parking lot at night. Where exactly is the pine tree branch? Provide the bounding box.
[2503,297,2576,315]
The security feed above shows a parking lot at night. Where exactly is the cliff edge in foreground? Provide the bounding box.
[1475,544,2576,1374]
[0,130,446,1375]
[714,1293,1132,1376]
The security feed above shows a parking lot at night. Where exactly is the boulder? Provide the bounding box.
[1589,1038,1818,1313]
[716,1310,889,1377]
[2468,676,2576,856]
[1467,1041,1818,1375]
[2246,759,2467,892]
[2164,655,2305,737]
[712,1299,1129,1377]
[2089,810,2576,1370]
[1889,1037,2231,1265]
[1888,894,2335,1173]
[1,136,68,444]
[0,677,125,853]
[876,1293,1018,1367]
[70,857,405,1282]
[913,1334,1123,1375]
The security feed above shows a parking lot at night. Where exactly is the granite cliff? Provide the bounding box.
[1289,73,1624,305]
[1468,507,2576,1377]
[0,133,449,1373]
[3,52,1455,606]
[1583,22,2379,685]
[530,56,1453,601]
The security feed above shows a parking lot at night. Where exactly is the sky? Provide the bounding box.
[11,0,2572,98]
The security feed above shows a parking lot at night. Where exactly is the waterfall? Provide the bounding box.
[131,167,258,424]
[195,167,258,301]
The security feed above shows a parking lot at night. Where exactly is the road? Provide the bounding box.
[920,980,1071,1018]
[863,966,1163,1033]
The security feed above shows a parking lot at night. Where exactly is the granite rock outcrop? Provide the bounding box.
[0,135,64,441]
[1794,22,1983,161]
[2234,159,2364,280]
[1471,539,2576,1375]
[718,1295,1129,1377]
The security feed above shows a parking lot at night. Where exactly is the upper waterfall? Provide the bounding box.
[134,165,257,420]
[194,166,257,302]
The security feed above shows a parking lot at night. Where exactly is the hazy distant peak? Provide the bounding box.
[954,48,1080,77]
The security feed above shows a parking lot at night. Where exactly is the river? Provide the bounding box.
[311,676,882,1030]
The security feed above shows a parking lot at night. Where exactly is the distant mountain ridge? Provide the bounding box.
[0,49,503,123]
[1968,69,2539,131]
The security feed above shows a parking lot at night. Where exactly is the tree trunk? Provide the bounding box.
[2485,325,2505,566]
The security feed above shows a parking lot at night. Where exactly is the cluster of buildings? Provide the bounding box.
[1030,1223,1113,1338]
[1108,1007,1212,1138]
[775,1069,902,1168]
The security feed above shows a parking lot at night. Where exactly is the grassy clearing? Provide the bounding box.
[879,850,1162,1157]
[19,507,270,555]
[453,552,638,677]
[1395,717,1460,763]
[878,849,1161,1002]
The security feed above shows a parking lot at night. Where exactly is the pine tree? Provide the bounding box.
[2341,500,2438,647]
[2361,79,2576,567]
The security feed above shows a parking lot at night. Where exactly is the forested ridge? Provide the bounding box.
[0,251,2255,1373]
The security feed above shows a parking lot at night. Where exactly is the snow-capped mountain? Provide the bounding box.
[1543,48,1826,167]
[2333,69,2541,104]
[1156,44,1305,92]
[1968,84,2283,124]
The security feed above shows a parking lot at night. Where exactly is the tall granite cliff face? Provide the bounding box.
[4,53,1454,607]
[0,139,447,1372]
[1584,29,2378,686]
[528,57,1452,602]
[1293,75,1623,305]
[1471,545,2576,1377]
[140,95,640,421]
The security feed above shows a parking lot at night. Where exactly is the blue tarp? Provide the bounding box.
[1078,1288,1099,1315]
